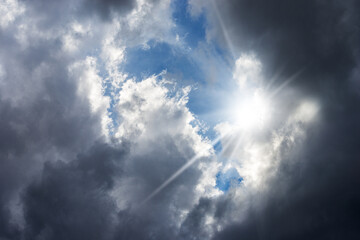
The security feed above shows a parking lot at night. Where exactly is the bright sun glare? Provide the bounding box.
[234,91,269,130]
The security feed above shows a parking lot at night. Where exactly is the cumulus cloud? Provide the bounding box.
[0,0,219,238]
[0,0,209,238]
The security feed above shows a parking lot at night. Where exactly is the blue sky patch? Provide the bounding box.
[216,168,243,192]
[171,0,206,48]
[122,41,204,84]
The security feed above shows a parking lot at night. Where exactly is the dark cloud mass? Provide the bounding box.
[0,22,107,240]
[206,0,360,239]
[23,143,126,240]
[216,0,359,79]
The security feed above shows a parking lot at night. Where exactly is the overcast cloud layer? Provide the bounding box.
[0,0,360,239]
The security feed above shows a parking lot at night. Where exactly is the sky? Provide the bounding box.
[0,0,359,239]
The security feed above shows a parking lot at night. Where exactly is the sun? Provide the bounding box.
[234,90,270,131]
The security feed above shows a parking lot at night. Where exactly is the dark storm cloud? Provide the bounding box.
[0,6,110,239]
[23,143,127,240]
[214,0,360,91]
[205,0,360,239]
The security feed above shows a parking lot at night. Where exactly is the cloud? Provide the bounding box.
[185,0,360,239]
[81,0,136,20]
[110,76,217,237]
[199,0,359,90]
[23,143,127,240]
[1,0,360,239]
[0,2,115,237]
[233,54,262,88]
[0,0,216,237]
[0,0,203,239]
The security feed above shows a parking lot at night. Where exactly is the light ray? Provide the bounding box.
[223,132,245,164]
[139,131,231,206]
[264,66,285,92]
[268,68,305,99]
[211,0,236,61]
[219,130,241,157]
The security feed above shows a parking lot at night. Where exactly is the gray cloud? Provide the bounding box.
[20,0,136,25]
[0,1,117,238]
[81,0,136,20]
[23,143,127,240]
[179,197,214,240]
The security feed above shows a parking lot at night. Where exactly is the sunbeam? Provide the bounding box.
[139,132,227,206]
